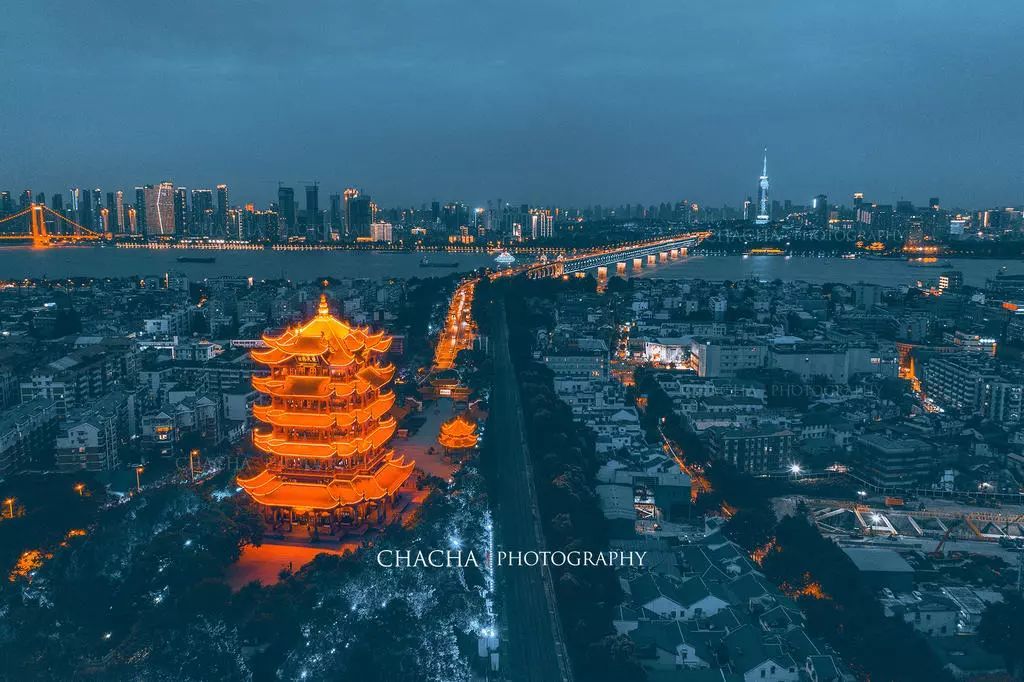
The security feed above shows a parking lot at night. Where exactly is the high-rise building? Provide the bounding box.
[529,208,553,239]
[442,202,467,236]
[278,186,296,236]
[79,190,93,231]
[68,188,81,220]
[329,193,342,234]
[50,193,63,215]
[105,192,119,233]
[143,182,176,236]
[0,192,12,217]
[370,221,393,242]
[216,184,229,235]
[191,189,214,236]
[812,194,828,226]
[91,189,102,230]
[174,187,189,235]
[125,205,138,233]
[348,194,373,238]
[134,187,146,233]
[342,188,360,237]
[853,193,864,215]
[755,149,770,225]
[115,191,125,234]
[305,184,319,230]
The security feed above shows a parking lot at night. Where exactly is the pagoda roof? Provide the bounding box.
[237,455,414,510]
[440,414,478,437]
[252,295,392,364]
[439,414,479,449]
[252,416,397,459]
[251,365,395,399]
[252,394,395,430]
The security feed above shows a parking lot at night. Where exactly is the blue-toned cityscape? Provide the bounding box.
[3,2,1024,682]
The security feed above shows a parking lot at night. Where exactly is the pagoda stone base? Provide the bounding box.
[256,494,398,541]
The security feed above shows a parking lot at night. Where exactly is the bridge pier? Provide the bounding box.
[596,266,607,280]
[632,258,642,272]
[670,248,679,259]
[616,262,626,276]
[659,251,668,262]
[646,254,656,266]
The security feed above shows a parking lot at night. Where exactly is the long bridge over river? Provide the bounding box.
[526,231,712,278]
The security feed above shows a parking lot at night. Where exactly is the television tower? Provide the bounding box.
[755,149,770,225]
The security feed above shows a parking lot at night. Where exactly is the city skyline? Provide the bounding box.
[2,2,1022,207]
[3,165,1021,217]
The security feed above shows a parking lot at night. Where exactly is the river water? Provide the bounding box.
[633,255,1023,287]
[0,246,497,281]
[0,246,1020,287]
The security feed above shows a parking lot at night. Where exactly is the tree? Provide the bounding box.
[979,593,1024,676]
[723,508,776,552]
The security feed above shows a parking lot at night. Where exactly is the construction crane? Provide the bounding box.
[929,527,953,559]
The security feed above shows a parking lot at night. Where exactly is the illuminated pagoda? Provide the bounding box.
[438,414,479,454]
[237,294,413,535]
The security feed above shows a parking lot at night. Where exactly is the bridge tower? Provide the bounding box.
[30,204,49,248]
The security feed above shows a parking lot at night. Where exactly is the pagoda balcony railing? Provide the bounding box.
[267,459,389,481]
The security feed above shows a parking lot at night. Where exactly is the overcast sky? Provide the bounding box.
[2,1,1022,209]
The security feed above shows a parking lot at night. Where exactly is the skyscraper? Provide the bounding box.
[329,193,342,235]
[91,189,103,230]
[278,186,296,236]
[216,184,229,236]
[348,194,373,238]
[134,187,146,233]
[79,190,93,230]
[174,187,189,235]
[105,192,118,233]
[115,191,125,234]
[305,184,319,232]
[529,208,553,239]
[191,189,214,236]
[0,192,12,218]
[342,188,360,237]
[755,149,770,225]
[812,194,828,226]
[69,188,81,221]
[143,182,176,236]
[442,202,467,236]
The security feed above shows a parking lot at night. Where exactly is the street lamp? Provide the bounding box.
[189,449,199,480]
[789,463,803,477]
[4,497,13,519]
[135,466,144,492]
[74,483,85,496]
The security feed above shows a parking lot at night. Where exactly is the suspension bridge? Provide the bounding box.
[0,203,105,248]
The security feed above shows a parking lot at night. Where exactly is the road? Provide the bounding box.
[486,301,572,682]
